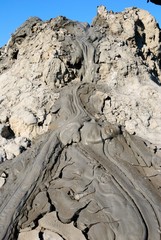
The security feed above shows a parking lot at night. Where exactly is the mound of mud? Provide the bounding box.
[0,6,161,240]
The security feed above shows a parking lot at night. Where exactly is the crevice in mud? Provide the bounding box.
[57,233,66,240]
[39,231,44,240]
[11,224,19,240]
[32,214,44,229]
[46,191,56,212]
[70,201,91,224]
[82,227,90,240]
[153,146,157,154]
[150,69,161,86]
[67,59,82,70]
[55,162,74,179]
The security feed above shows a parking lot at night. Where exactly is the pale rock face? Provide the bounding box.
[0,6,161,240]
[94,7,161,145]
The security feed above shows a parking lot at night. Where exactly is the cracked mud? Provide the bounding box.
[0,6,161,240]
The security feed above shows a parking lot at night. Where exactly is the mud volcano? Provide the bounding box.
[0,6,161,240]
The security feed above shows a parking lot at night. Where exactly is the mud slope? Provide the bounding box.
[0,6,161,240]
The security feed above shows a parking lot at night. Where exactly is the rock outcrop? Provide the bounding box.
[0,6,161,240]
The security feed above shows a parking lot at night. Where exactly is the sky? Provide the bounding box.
[0,0,161,47]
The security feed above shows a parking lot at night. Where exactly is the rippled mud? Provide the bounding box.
[0,6,161,240]
[0,84,161,240]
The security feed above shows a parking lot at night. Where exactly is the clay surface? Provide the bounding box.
[0,6,161,240]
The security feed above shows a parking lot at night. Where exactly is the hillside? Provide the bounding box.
[0,6,161,240]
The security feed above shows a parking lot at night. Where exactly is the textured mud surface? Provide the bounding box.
[0,6,161,240]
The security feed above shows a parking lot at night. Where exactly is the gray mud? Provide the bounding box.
[0,6,161,240]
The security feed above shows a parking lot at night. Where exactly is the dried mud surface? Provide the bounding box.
[0,6,161,240]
